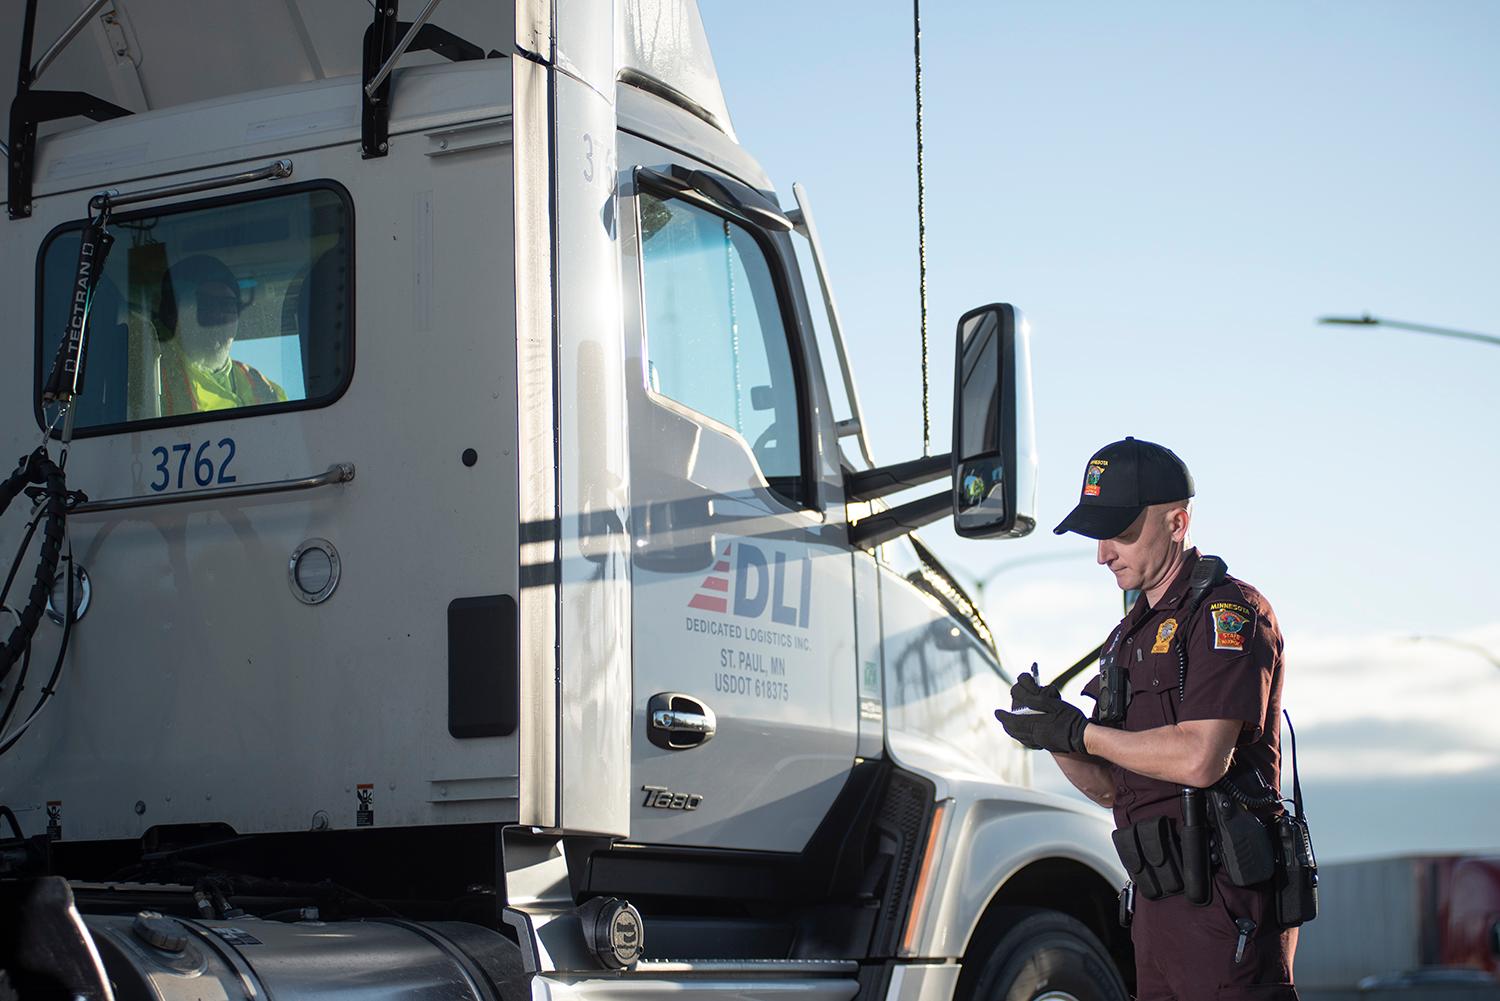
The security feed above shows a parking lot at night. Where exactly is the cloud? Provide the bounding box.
[992,587,1500,784]
[975,573,1500,859]
[1281,622,1500,780]
[1024,641,1500,862]
[1293,716,1500,779]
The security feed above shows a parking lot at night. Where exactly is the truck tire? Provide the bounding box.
[959,908,1128,1001]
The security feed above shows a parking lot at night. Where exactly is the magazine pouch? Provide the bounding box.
[1112,816,1184,900]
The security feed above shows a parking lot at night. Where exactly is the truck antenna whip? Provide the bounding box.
[913,0,931,456]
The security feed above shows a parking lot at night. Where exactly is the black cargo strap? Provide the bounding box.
[1048,638,1106,690]
[0,450,68,684]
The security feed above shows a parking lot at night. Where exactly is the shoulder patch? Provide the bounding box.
[1207,601,1255,651]
[1151,618,1178,654]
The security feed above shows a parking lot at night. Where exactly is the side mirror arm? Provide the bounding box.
[845,453,951,503]
[848,491,950,550]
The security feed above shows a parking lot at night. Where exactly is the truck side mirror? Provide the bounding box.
[951,303,1038,539]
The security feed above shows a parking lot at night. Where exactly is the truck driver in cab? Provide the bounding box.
[156,254,286,415]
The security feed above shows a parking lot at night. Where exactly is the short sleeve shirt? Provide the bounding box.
[1081,549,1285,829]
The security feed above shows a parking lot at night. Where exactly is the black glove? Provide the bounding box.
[1009,668,1060,710]
[996,667,1063,749]
[995,696,1089,754]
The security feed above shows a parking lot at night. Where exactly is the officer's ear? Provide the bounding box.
[1165,500,1192,543]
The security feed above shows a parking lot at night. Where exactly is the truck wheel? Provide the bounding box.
[959,908,1127,1001]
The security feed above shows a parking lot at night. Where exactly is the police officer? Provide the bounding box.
[995,438,1298,1000]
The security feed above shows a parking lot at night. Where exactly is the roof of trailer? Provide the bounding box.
[0,0,734,145]
[0,1,509,135]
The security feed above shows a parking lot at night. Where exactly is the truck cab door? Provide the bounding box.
[619,141,857,852]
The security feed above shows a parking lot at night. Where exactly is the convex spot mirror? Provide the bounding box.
[951,303,1038,539]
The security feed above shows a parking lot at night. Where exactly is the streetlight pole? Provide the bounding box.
[1318,314,1500,349]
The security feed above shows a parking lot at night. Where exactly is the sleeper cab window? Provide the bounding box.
[637,188,806,506]
[35,184,353,435]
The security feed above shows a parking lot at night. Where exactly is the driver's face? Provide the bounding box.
[177,280,240,359]
[193,281,240,327]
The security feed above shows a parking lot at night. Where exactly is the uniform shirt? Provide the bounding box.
[1082,548,1285,831]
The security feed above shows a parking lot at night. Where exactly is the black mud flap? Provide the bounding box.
[0,877,112,1000]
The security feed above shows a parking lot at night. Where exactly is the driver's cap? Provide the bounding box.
[1053,437,1194,540]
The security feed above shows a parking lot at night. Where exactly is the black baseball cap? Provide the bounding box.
[1053,437,1195,540]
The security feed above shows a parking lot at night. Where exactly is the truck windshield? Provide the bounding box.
[35,185,352,435]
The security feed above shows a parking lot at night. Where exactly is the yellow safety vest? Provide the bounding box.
[160,349,286,416]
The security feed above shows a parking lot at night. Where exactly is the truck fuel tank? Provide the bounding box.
[82,910,528,1001]
[0,879,527,1001]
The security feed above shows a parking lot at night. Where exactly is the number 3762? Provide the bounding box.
[150,438,237,492]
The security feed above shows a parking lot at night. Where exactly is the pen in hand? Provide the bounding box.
[1011,662,1045,715]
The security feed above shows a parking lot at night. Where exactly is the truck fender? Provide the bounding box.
[915,788,1126,965]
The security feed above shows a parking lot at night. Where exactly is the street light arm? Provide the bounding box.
[1406,634,1500,671]
[1319,314,1500,348]
[971,550,1093,588]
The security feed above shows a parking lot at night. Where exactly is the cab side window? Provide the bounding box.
[36,185,352,435]
[638,189,805,505]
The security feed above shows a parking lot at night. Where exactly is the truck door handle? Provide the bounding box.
[647,693,716,750]
[652,709,713,734]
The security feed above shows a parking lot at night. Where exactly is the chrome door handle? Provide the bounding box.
[647,693,716,750]
[651,710,713,734]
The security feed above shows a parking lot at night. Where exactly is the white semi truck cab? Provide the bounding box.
[0,2,1131,999]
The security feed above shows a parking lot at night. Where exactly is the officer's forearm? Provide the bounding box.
[1081,719,1238,789]
[1051,752,1114,807]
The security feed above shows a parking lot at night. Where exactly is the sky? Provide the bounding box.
[699,1,1500,862]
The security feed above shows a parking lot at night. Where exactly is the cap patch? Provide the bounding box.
[1151,618,1177,654]
[1208,601,1254,651]
[1083,459,1108,497]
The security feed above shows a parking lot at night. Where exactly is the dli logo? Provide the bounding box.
[688,542,812,628]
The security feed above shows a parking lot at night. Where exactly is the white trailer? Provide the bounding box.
[0,3,1130,999]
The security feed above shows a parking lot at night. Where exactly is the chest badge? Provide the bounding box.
[1151,618,1178,654]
